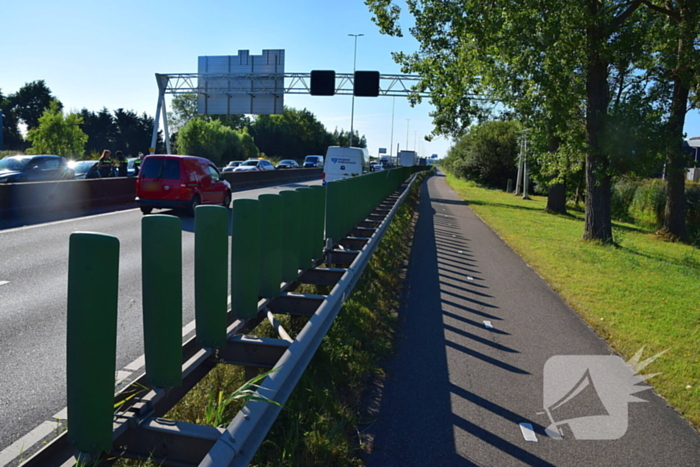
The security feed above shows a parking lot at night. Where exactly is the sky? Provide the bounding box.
[2,0,700,160]
[1,0,450,159]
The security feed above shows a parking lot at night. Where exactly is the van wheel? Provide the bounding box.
[222,191,232,208]
[140,207,153,214]
[188,194,200,216]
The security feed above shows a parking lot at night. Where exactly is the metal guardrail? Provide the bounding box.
[18,167,427,467]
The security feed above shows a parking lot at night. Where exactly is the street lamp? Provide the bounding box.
[349,33,363,147]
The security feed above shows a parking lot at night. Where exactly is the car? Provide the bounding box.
[223,161,243,172]
[127,158,139,177]
[233,159,276,172]
[370,162,384,172]
[303,155,324,168]
[0,155,75,183]
[276,159,299,169]
[69,160,101,179]
[136,155,232,215]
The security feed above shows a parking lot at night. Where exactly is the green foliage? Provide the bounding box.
[8,80,60,130]
[79,107,160,156]
[176,118,243,165]
[443,120,520,188]
[629,179,667,228]
[167,93,198,132]
[26,101,87,158]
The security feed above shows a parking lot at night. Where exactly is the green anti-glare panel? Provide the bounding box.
[231,199,261,319]
[279,190,301,282]
[195,205,229,347]
[258,194,283,298]
[67,232,119,453]
[142,215,183,388]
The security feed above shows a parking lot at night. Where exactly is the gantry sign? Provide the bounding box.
[150,49,429,154]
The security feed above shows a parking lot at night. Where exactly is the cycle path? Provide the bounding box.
[363,172,700,466]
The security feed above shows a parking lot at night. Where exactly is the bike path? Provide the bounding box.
[363,172,700,466]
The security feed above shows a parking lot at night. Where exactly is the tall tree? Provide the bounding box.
[366,0,650,242]
[0,90,24,150]
[9,80,61,130]
[26,101,87,158]
[642,0,700,240]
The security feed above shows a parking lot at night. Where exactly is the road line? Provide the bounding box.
[0,421,61,466]
[0,281,8,286]
[0,208,140,235]
[519,423,538,442]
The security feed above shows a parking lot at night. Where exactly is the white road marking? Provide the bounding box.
[0,281,8,286]
[457,250,462,254]
[519,423,538,442]
[467,276,473,281]
[0,420,60,466]
[0,208,139,235]
[483,320,493,329]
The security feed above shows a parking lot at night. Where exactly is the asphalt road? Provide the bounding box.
[0,180,320,455]
[363,172,700,466]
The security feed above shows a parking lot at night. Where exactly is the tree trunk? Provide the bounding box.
[546,183,568,214]
[583,7,613,243]
[659,22,692,240]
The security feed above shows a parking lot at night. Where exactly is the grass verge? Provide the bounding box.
[444,174,700,430]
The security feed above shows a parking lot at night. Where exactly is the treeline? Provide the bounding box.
[0,84,366,166]
[366,0,700,242]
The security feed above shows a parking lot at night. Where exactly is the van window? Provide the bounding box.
[141,158,181,179]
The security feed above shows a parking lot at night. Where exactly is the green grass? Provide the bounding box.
[445,174,700,429]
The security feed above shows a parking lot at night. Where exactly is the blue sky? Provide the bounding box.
[2,0,699,159]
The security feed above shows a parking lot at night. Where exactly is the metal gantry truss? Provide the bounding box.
[157,72,429,97]
[150,72,430,154]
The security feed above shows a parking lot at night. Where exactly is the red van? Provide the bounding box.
[136,155,232,215]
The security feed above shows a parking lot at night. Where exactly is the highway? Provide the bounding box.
[0,180,321,455]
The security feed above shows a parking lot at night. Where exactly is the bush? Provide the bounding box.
[611,177,639,223]
[630,179,666,228]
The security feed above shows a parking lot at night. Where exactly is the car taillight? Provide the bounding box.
[322,172,326,182]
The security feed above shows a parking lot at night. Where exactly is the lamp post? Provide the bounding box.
[348,33,363,147]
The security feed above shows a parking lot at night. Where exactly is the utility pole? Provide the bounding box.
[405,119,410,150]
[390,96,395,157]
[348,33,363,147]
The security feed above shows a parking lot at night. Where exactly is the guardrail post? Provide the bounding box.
[142,215,183,387]
[258,194,283,298]
[279,190,301,282]
[195,206,229,347]
[231,199,261,319]
[67,232,119,453]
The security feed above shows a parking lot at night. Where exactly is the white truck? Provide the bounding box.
[398,150,417,167]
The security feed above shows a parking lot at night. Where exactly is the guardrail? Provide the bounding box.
[0,169,321,221]
[19,166,428,467]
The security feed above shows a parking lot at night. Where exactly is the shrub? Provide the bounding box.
[611,177,639,223]
[630,179,666,228]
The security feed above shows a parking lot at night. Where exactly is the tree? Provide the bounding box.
[366,0,652,242]
[445,120,520,188]
[9,80,61,130]
[176,118,242,165]
[0,90,24,150]
[642,0,700,240]
[167,94,198,132]
[250,107,342,158]
[26,101,87,158]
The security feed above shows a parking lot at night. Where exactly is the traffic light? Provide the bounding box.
[310,70,336,96]
[353,71,380,97]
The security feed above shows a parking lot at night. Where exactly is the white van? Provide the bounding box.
[323,146,370,183]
